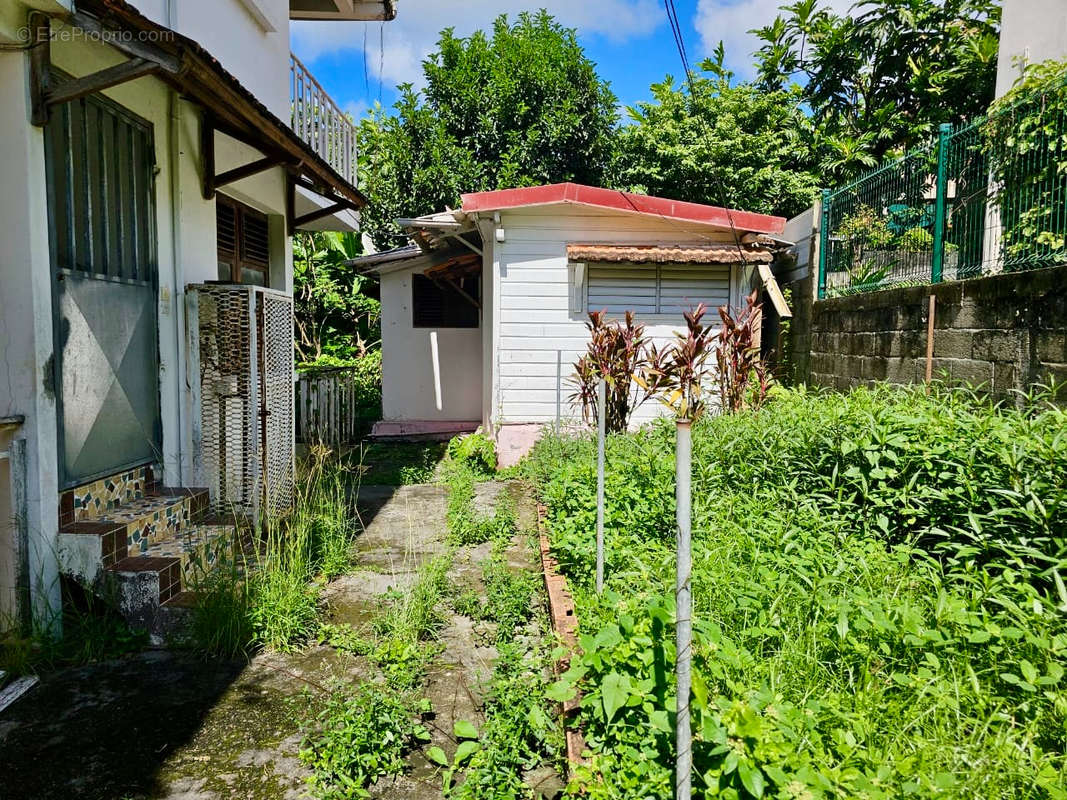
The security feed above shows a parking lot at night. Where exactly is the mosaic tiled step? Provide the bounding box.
[58,487,210,585]
[144,522,242,585]
[106,556,182,631]
[83,487,210,555]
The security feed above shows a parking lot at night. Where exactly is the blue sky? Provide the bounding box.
[289,0,840,123]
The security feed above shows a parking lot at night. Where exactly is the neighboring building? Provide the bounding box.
[353,183,786,464]
[995,0,1067,97]
[0,0,392,632]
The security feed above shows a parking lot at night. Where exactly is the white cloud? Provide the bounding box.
[694,0,855,80]
[291,0,662,91]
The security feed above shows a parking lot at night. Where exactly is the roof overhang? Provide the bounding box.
[461,183,786,236]
[289,0,397,21]
[32,0,366,215]
[566,243,773,265]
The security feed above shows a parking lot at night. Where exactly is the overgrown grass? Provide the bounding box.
[188,448,360,657]
[445,464,517,546]
[352,441,448,486]
[528,384,1067,799]
[0,582,148,676]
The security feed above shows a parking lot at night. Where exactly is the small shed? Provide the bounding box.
[352,183,787,462]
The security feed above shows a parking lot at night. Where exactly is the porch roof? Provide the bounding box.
[52,0,366,211]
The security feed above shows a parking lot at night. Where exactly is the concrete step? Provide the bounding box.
[106,556,182,631]
[58,487,210,585]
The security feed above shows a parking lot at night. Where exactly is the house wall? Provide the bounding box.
[488,205,746,427]
[0,44,62,627]
[379,267,483,422]
[805,265,1067,402]
[995,0,1067,97]
[0,2,294,627]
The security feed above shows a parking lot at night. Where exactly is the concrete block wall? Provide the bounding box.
[803,264,1067,401]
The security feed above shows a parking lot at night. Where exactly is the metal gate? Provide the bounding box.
[189,285,294,521]
[44,92,161,488]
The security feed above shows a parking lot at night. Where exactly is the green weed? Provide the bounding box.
[299,681,432,799]
[531,384,1067,799]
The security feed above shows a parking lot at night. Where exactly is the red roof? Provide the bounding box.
[460,183,785,235]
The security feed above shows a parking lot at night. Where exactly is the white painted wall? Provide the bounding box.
[995,0,1067,98]
[487,205,745,426]
[0,44,62,627]
[130,0,291,118]
[379,268,483,422]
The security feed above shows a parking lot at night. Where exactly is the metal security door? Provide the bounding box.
[45,92,161,488]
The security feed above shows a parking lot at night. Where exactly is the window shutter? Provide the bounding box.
[241,210,270,269]
[216,200,237,262]
[586,264,657,315]
[586,264,730,316]
[658,265,730,314]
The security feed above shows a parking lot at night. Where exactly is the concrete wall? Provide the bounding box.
[805,265,1067,401]
[488,205,746,427]
[379,267,483,422]
[995,0,1067,97]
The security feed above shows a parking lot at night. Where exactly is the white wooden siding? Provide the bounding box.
[492,207,744,425]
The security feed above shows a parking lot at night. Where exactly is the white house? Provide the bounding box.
[0,0,393,634]
[354,183,787,464]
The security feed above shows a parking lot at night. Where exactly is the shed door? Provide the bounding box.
[45,94,161,488]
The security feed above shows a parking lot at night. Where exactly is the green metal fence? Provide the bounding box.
[817,76,1067,299]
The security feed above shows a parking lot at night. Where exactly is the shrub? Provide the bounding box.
[300,682,430,799]
[571,310,652,433]
[447,432,497,476]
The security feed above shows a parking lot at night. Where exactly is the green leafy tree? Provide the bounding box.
[293,231,380,365]
[357,11,618,249]
[753,0,1001,178]
[614,46,821,219]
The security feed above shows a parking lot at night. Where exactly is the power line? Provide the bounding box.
[662,0,694,91]
[656,3,749,286]
[363,25,370,98]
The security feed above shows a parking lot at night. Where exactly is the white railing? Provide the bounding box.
[290,53,358,186]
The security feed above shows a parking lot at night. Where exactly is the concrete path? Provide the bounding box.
[0,479,553,800]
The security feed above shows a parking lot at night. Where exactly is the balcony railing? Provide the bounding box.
[290,53,357,187]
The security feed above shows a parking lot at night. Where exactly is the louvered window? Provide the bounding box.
[587,264,730,316]
[412,274,480,328]
[217,195,270,286]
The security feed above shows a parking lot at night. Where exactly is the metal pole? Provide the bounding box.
[675,419,693,800]
[931,122,952,285]
[817,189,831,300]
[595,378,606,595]
[556,350,562,432]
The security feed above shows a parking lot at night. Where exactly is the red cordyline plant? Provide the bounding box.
[716,290,772,413]
[636,303,717,421]
[570,310,652,433]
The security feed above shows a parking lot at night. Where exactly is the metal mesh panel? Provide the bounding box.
[818,73,1067,298]
[191,285,294,521]
[259,291,295,518]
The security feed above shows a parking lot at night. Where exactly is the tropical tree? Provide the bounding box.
[293,231,380,365]
[614,45,821,219]
[357,11,618,249]
[752,0,1001,178]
